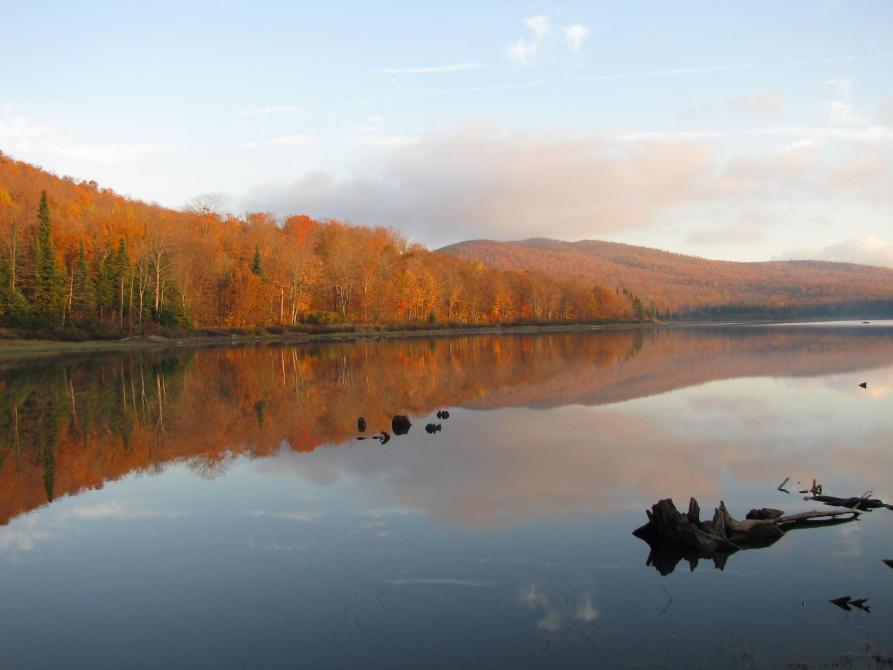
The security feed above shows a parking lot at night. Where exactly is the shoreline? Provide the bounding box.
[2,317,889,359]
[0,321,654,359]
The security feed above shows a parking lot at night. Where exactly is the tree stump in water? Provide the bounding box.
[633,497,859,575]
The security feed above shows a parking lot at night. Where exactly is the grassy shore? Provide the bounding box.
[0,321,655,359]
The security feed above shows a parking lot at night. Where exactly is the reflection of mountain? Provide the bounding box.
[465,327,893,409]
[2,327,893,526]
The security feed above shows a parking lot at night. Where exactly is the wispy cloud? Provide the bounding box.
[355,134,415,147]
[563,24,590,53]
[240,133,316,149]
[507,15,551,65]
[0,113,178,165]
[375,63,485,75]
[749,125,893,143]
[239,105,308,117]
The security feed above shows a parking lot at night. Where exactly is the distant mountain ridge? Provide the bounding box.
[439,238,893,318]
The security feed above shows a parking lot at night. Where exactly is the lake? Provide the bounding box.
[1,325,892,669]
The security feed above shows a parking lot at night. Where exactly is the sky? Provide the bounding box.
[1,0,892,265]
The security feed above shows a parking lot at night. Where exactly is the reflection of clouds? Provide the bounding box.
[1,500,188,557]
[248,541,310,552]
[521,585,602,632]
[58,501,189,521]
[385,578,495,587]
[0,518,56,554]
[521,584,563,632]
[358,507,420,519]
[575,594,601,622]
[361,520,386,529]
[245,509,324,522]
[833,524,863,561]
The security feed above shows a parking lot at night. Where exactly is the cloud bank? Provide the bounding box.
[244,124,893,250]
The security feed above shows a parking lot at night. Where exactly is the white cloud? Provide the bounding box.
[827,100,863,124]
[239,133,316,149]
[507,15,551,65]
[239,105,308,117]
[749,125,893,143]
[0,113,178,165]
[825,78,852,98]
[375,63,485,75]
[563,24,590,53]
[733,91,785,118]
[355,134,415,147]
[245,124,893,247]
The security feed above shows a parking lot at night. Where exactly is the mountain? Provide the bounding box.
[439,238,893,318]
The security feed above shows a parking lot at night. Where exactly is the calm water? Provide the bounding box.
[1,326,892,669]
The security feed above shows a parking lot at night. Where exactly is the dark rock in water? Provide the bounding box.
[391,415,411,435]
[436,410,450,420]
[883,559,893,569]
[425,423,442,434]
[357,417,367,433]
[379,431,391,445]
[859,382,868,389]
[356,436,366,440]
[746,508,784,520]
[830,596,852,611]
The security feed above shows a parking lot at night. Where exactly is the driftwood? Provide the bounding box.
[806,494,892,511]
[633,498,859,575]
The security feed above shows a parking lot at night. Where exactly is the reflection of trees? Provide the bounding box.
[1,327,893,525]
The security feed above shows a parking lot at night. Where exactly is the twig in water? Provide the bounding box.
[777,477,790,494]
[658,584,674,616]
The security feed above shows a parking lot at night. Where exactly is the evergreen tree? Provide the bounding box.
[33,191,66,327]
[251,246,263,277]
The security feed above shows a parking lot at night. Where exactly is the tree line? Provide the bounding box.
[0,152,642,333]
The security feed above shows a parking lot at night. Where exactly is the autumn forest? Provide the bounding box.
[0,152,640,335]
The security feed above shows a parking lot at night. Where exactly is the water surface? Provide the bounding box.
[1,327,892,669]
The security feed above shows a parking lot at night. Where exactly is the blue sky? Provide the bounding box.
[2,1,892,264]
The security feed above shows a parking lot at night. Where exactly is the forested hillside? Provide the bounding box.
[0,152,637,333]
[440,238,893,318]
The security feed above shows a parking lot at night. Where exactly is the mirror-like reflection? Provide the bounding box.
[3,327,893,527]
[1,326,892,669]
